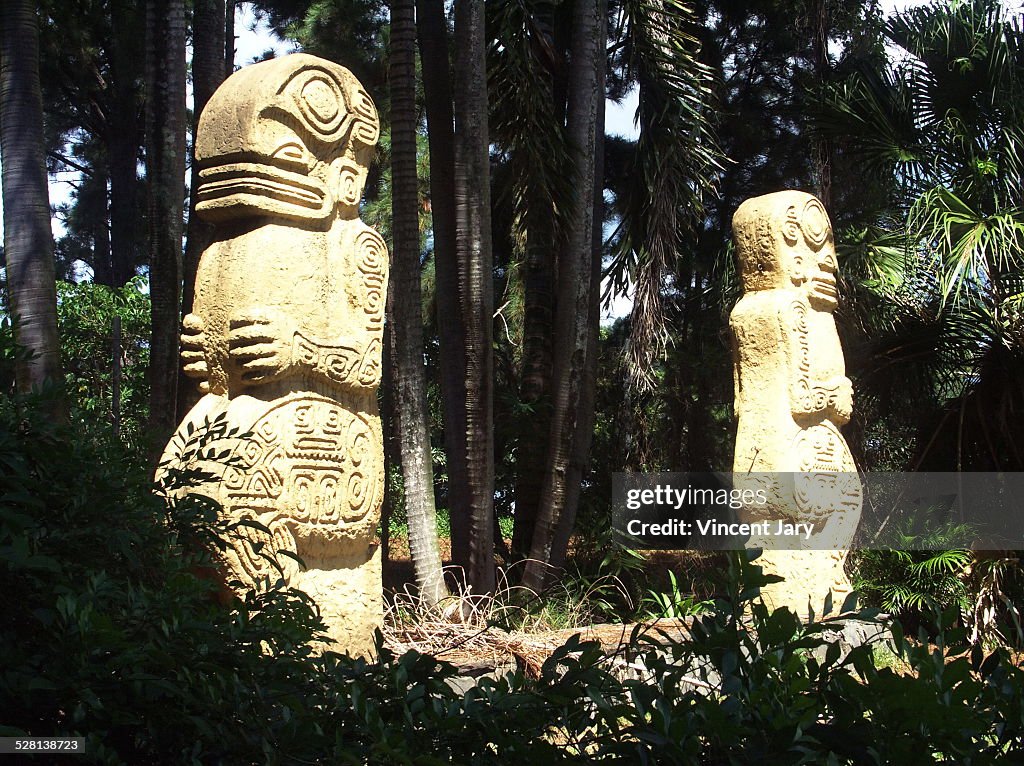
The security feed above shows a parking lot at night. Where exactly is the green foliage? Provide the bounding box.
[968,552,1024,649]
[251,0,388,92]
[820,0,1024,471]
[640,569,713,620]
[56,278,150,445]
[0,317,18,394]
[852,520,1024,648]
[2,395,1022,765]
[852,517,976,633]
[0,390,327,762]
[854,548,972,616]
[605,0,723,387]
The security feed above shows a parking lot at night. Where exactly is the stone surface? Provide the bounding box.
[160,53,386,656]
[729,190,862,615]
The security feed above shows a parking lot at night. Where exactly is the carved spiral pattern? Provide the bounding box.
[355,230,386,330]
[222,396,382,548]
[284,67,348,142]
[791,300,813,413]
[338,164,362,207]
[350,88,380,146]
[232,517,298,583]
[782,205,801,246]
[800,199,830,249]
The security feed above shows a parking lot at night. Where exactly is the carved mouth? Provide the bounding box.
[810,275,838,300]
[197,161,328,218]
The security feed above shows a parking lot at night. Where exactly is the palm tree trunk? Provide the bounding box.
[416,0,472,573]
[551,94,605,563]
[179,0,225,417]
[108,0,145,287]
[511,5,558,561]
[512,209,556,559]
[0,0,64,410]
[145,0,186,447]
[453,0,495,595]
[523,0,605,592]
[224,0,235,76]
[811,0,832,208]
[391,0,448,607]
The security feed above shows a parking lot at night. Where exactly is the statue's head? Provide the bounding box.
[194,53,379,225]
[732,191,839,310]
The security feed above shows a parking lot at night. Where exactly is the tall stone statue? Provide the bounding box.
[162,54,387,655]
[729,190,861,614]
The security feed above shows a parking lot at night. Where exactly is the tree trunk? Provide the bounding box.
[416,0,472,573]
[0,0,64,410]
[810,0,832,208]
[390,0,448,607]
[145,0,186,448]
[179,0,225,417]
[224,0,235,77]
[87,158,115,286]
[551,95,605,564]
[523,0,605,592]
[511,210,556,559]
[511,7,558,561]
[108,0,144,287]
[453,0,495,595]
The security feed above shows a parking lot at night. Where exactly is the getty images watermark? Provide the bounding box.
[612,472,1024,551]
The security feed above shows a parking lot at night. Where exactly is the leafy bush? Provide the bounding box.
[639,569,712,619]
[56,278,151,446]
[0,390,331,763]
[853,547,972,615]
[3,389,1022,763]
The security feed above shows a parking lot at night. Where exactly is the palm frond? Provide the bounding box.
[486,0,573,230]
[604,0,723,391]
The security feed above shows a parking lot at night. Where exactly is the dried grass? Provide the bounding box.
[382,562,690,678]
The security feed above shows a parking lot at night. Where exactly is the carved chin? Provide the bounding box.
[196,162,331,221]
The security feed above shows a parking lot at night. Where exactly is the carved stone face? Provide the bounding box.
[194,54,380,224]
[733,191,839,311]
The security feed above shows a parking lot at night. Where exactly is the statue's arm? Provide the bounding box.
[291,331,382,388]
[783,304,852,424]
[730,323,743,420]
[224,310,380,390]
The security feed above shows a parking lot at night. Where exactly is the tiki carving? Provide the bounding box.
[729,190,861,614]
[161,54,386,654]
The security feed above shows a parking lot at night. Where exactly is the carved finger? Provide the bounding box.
[230,343,281,361]
[229,325,278,346]
[239,355,282,371]
[240,365,281,383]
[181,348,206,366]
[180,334,205,351]
[229,315,272,330]
[183,313,205,333]
[183,361,209,379]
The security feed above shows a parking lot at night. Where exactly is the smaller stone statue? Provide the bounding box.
[730,190,861,614]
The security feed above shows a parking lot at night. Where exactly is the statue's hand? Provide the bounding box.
[828,376,853,424]
[228,311,290,385]
[180,313,210,393]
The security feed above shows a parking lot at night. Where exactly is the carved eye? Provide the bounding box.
[271,141,311,170]
[800,199,831,249]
